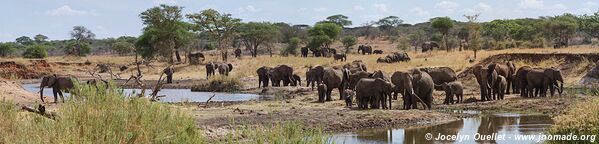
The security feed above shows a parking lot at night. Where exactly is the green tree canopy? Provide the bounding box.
[15,36,34,45]
[23,44,48,58]
[307,23,341,49]
[542,13,578,45]
[34,34,48,44]
[579,11,599,39]
[0,42,17,57]
[341,36,357,53]
[322,14,352,27]
[70,26,95,56]
[431,17,454,51]
[112,41,134,56]
[187,9,241,61]
[238,22,280,57]
[137,5,191,62]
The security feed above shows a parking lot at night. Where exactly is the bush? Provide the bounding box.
[191,75,242,92]
[22,44,48,58]
[282,37,301,56]
[0,42,17,57]
[64,41,92,56]
[111,41,134,56]
[548,95,599,143]
[230,122,328,143]
[0,83,203,143]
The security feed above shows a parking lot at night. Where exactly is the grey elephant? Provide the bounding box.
[317,83,328,102]
[343,60,368,73]
[292,74,301,86]
[370,70,389,81]
[300,47,309,57]
[391,70,434,110]
[526,68,564,97]
[373,50,384,54]
[234,48,242,58]
[217,63,234,76]
[270,65,294,87]
[40,74,76,103]
[515,66,532,97]
[496,75,507,100]
[355,78,394,109]
[421,41,439,52]
[348,71,370,90]
[440,81,463,104]
[419,67,457,90]
[343,89,355,108]
[357,45,373,55]
[205,62,217,79]
[306,65,325,89]
[322,67,350,101]
[333,54,347,62]
[473,65,497,101]
[256,66,272,88]
[487,62,516,94]
[163,66,174,84]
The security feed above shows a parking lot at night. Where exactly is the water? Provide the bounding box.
[331,113,553,144]
[22,83,264,103]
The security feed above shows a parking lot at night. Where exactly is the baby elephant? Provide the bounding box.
[292,74,301,86]
[441,81,464,104]
[496,75,507,100]
[343,89,355,108]
[317,83,328,102]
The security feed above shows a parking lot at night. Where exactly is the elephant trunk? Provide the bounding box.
[410,92,427,110]
[558,82,563,96]
[40,87,45,102]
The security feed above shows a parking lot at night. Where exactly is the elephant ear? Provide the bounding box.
[47,75,57,87]
[228,64,233,71]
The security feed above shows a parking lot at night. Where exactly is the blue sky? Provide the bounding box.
[0,0,597,42]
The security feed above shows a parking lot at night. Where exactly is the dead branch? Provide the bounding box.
[21,105,57,120]
[203,94,216,108]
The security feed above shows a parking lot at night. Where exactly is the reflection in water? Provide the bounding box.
[22,83,266,102]
[331,113,553,144]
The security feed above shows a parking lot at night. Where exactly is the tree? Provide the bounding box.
[64,41,91,56]
[341,36,356,53]
[187,9,241,61]
[579,11,599,39]
[282,37,301,56]
[307,23,341,49]
[238,22,280,57]
[322,14,352,27]
[112,41,134,56]
[23,45,48,58]
[542,14,578,47]
[0,43,17,57]
[34,34,48,44]
[70,26,95,56]
[15,36,34,45]
[431,17,454,51]
[464,14,482,58]
[376,16,403,36]
[137,5,192,63]
[408,29,426,51]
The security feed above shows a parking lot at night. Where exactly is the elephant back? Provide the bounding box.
[323,67,343,88]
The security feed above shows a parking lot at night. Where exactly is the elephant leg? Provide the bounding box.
[506,79,511,94]
[52,88,59,103]
[58,91,65,103]
[338,88,344,100]
[380,93,387,109]
[325,88,333,101]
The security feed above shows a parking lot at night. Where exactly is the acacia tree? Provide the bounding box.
[237,22,280,57]
[15,36,34,45]
[307,23,342,50]
[137,5,191,63]
[376,16,403,36]
[464,14,482,58]
[431,17,454,52]
[70,26,95,56]
[34,34,48,44]
[542,14,578,48]
[187,9,241,61]
[322,14,352,27]
[408,29,426,52]
[579,11,599,39]
[341,36,356,53]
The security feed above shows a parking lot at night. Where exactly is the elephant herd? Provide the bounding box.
[205,62,234,78]
[376,52,411,63]
[256,65,301,88]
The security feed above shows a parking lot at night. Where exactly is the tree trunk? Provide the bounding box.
[474,49,477,59]
[444,34,450,52]
[175,50,181,63]
[253,45,259,57]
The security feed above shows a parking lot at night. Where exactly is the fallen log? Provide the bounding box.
[21,104,57,120]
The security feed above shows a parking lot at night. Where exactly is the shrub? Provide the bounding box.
[22,44,48,58]
[282,37,301,56]
[191,75,242,92]
[64,41,92,56]
[0,82,203,143]
[111,41,134,56]
[548,95,599,143]
[230,122,328,143]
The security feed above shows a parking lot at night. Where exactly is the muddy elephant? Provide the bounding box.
[217,63,233,76]
[473,65,498,101]
[292,74,301,86]
[343,60,368,73]
[322,67,350,101]
[526,68,564,97]
[515,66,532,97]
[349,71,370,90]
[205,62,217,79]
[343,89,355,108]
[419,67,457,90]
[377,57,391,63]
[357,45,373,55]
[256,66,272,88]
[496,75,507,100]
[391,70,434,110]
[373,50,384,54]
[333,54,346,62]
[317,83,328,102]
[188,51,205,65]
[300,47,309,57]
[371,70,389,81]
[421,41,439,52]
[440,81,463,104]
[234,48,242,58]
[163,66,175,84]
[40,74,76,103]
[309,47,321,57]
[270,65,294,87]
[306,65,325,89]
[487,62,516,94]
[355,78,394,109]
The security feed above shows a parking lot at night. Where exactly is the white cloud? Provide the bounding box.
[409,7,430,16]
[585,1,597,6]
[435,1,460,13]
[373,4,389,12]
[352,5,365,11]
[313,7,327,12]
[153,0,176,4]
[45,5,91,16]
[476,3,492,12]
[519,0,566,10]
[238,5,258,12]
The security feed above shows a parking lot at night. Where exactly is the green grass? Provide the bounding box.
[224,121,329,144]
[0,82,203,143]
[548,86,599,144]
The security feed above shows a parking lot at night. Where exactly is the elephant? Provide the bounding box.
[377,57,391,63]
[496,75,507,100]
[349,71,370,90]
[421,41,439,52]
[357,45,373,55]
[40,74,76,103]
[343,60,368,73]
[322,67,350,101]
[234,48,242,58]
[487,62,516,94]
[373,50,384,54]
[355,78,394,109]
[515,66,532,97]
[306,65,325,89]
[163,66,175,84]
[256,66,272,88]
[440,81,463,104]
[377,52,410,63]
[217,63,234,76]
[188,51,205,65]
[343,89,355,108]
[526,68,564,97]
[300,47,309,57]
[371,70,389,81]
[419,67,457,90]
[270,65,294,87]
[317,83,328,102]
[205,62,217,79]
[391,70,434,110]
[97,64,111,73]
[292,74,301,86]
[473,65,497,101]
[309,47,321,57]
[119,65,128,71]
[333,54,347,62]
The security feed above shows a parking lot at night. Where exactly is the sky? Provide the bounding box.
[0,0,597,42]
